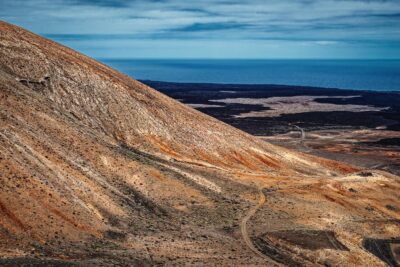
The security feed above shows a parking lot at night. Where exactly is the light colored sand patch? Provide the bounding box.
[336,173,389,183]
[187,103,224,108]
[210,95,389,118]
[161,163,222,193]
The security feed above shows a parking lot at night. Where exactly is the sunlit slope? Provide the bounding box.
[1,21,398,266]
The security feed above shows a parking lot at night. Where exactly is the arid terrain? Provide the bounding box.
[1,21,400,267]
[147,81,400,177]
[261,129,400,176]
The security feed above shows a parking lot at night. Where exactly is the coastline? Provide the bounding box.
[140,79,400,94]
[101,58,400,91]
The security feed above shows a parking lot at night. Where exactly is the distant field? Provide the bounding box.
[146,80,400,174]
[144,80,400,135]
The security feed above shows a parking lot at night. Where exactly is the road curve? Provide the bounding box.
[292,124,313,153]
[293,125,306,141]
[240,188,281,266]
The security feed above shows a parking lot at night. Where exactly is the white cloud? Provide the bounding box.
[1,0,400,58]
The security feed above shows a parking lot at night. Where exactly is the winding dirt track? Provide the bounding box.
[292,124,313,153]
[293,125,306,141]
[240,188,281,266]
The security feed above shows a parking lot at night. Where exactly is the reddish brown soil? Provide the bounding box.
[0,21,399,266]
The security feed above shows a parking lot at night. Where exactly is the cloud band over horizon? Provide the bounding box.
[1,0,400,59]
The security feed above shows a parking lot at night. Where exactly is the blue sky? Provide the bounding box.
[1,0,400,59]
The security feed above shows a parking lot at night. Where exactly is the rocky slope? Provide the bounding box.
[0,21,399,266]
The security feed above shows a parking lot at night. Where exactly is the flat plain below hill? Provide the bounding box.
[145,81,400,176]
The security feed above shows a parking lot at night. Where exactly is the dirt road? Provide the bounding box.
[240,188,281,266]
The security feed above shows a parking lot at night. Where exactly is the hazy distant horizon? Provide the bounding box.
[98,58,400,61]
[102,59,400,91]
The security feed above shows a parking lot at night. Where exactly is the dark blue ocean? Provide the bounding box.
[101,59,400,91]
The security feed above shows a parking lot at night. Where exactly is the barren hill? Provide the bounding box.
[0,21,399,266]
